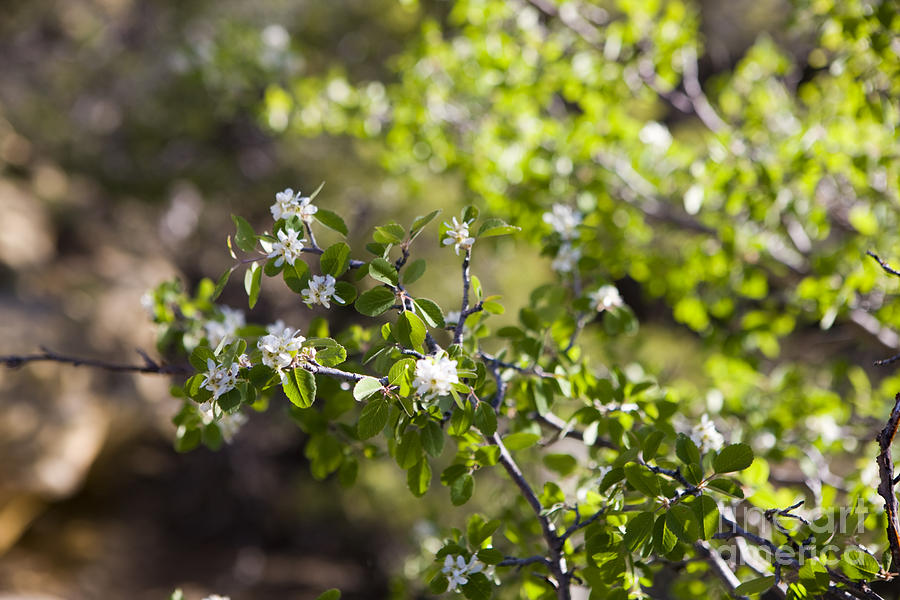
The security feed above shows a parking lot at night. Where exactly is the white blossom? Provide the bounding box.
[414,352,459,399]
[542,203,582,240]
[552,243,581,273]
[258,325,305,374]
[202,596,231,600]
[197,402,247,443]
[806,414,842,446]
[588,285,624,312]
[442,217,475,255]
[445,310,462,326]
[271,188,318,223]
[690,414,725,453]
[301,274,343,308]
[266,319,287,335]
[639,121,673,152]
[267,227,306,267]
[442,554,484,592]
[204,306,245,348]
[200,358,240,401]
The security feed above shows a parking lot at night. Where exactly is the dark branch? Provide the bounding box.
[490,432,571,600]
[1,347,191,375]
[453,248,473,345]
[876,393,900,572]
[868,251,900,278]
[498,555,552,569]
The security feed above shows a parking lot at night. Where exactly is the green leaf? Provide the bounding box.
[357,397,389,439]
[840,549,880,579]
[212,267,235,301]
[174,425,201,453]
[713,443,754,473]
[369,257,399,286]
[476,548,504,564]
[353,376,383,401]
[543,453,577,477]
[653,513,678,554]
[462,205,479,222]
[623,462,662,497]
[231,214,257,252]
[305,338,347,367]
[395,429,423,469]
[692,495,720,540]
[314,208,348,236]
[356,287,396,316]
[283,261,310,294]
[450,472,474,505]
[410,209,441,239]
[189,346,216,372]
[333,281,357,305]
[395,311,426,351]
[320,242,351,277]
[373,222,406,244]
[735,576,776,595]
[421,421,445,457]
[407,458,431,497]
[623,511,655,551]
[676,433,701,467]
[414,298,445,328]
[217,388,242,412]
[283,368,316,408]
[244,261,262,309]
[474,402,497,437]
[707,477,744,498]
[460,572,491,600]
[264,257,282,277]
[474,446,499,466]
[314,590,341,600]
[502,432,540,450]
[448,404,473,436]
[403,258,427,284]
[477,217,520,238]
[667,504,699,544]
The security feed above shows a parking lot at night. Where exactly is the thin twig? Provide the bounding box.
[1,348,191,375]
[498,555,552,569]
[453,248,472,345]
[867,251,900,278]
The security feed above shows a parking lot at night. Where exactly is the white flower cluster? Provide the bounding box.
[200,358,239,400]
[258,324,305,376]
[588,285,624,312]
[202,595,231,600]
[543,203,581,240]
[267,228,306,267]
[690,414,725,453]
[543,204,583,275]
[197,401,247,443]
[551,244,581,273]
[204,306,245,348]
[442,554,484,592]
[443,217,475,255]
[302,274,343,308]
[271,187,318,223]
[414,352,459,399]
